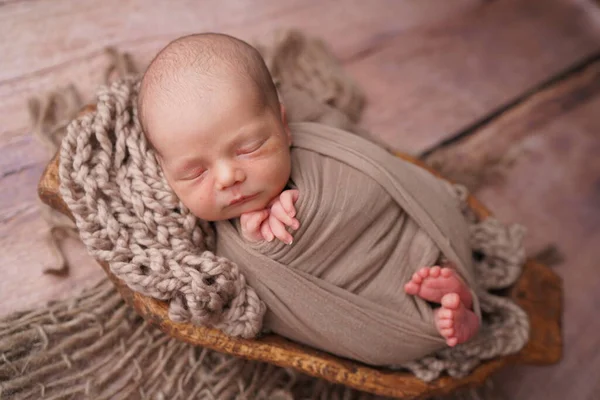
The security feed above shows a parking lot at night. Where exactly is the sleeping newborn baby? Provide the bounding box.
[137,32,480,365]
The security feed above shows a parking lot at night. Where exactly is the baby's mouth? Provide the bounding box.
[228,193,258,206]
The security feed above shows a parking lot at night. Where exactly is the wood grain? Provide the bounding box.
[38,139,562,399]
[424,58,600,191]
[346,0,600,152]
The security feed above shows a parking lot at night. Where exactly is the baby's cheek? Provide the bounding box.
[195,188,216,209]
[177,184,208,216]
[264,163,289,191]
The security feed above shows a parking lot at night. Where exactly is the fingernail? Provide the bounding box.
[292,220,300,230]
[267,233,274,242]
[287,238,293,245]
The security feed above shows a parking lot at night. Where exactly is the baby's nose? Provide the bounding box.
[215,162,245,190]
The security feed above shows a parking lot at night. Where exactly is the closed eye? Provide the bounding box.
[237,139,266,155]
[180,168,207,181]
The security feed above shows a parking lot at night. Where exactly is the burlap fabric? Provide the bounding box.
[1,31,528,399]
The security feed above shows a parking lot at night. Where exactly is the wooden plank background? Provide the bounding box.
[1,0,599,398]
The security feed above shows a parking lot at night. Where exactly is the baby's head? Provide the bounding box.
[138,33,292,221]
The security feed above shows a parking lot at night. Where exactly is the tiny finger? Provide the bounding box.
[281,190,299,217]
[271,202,299,230]
[269,214,293,245]
[260,219,274,242]
[248,211,270,241]
[251,210,269,230]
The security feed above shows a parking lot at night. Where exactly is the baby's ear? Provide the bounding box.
[280,103,292,146]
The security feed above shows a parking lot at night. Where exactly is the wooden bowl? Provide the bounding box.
[37,105,562,399]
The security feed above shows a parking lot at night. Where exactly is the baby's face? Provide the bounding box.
[146,78,292,221]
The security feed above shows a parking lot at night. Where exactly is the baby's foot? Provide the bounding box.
[434,293,480,346]
[404,266,473,309]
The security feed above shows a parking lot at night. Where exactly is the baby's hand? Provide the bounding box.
[240,209,270,243]
[239,190,300,244]
[266,189,300,245]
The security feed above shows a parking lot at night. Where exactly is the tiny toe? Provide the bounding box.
[437,319,453,329]
[441,293,461,310]
[430,266,441,277]
[440,328,454,337]
[404,282,418,294]
[417,267,430,278]
[438,309,452,320]
[411,272,423,283]
[440,267,453,277]
[447,337,458,347]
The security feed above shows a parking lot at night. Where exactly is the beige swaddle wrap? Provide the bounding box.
[216,122,481,365]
